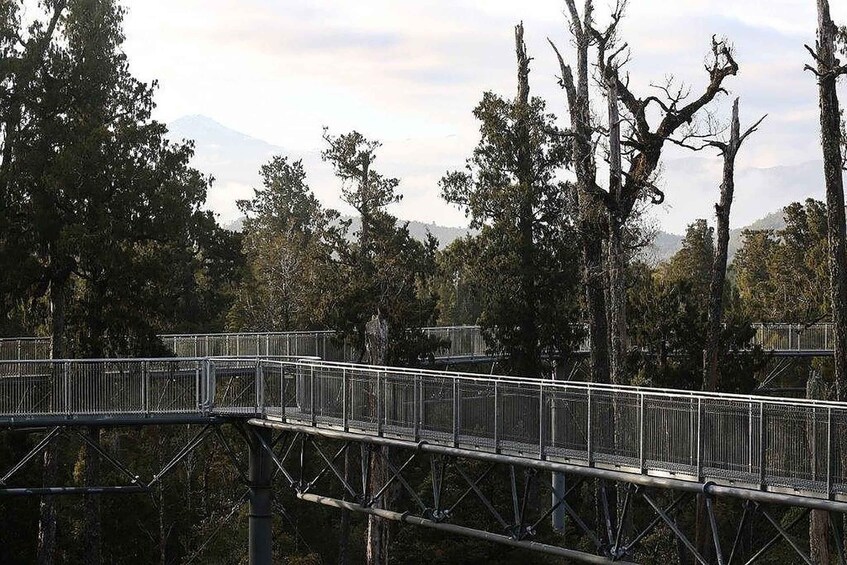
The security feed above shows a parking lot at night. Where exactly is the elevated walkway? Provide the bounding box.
[1,356,845,512]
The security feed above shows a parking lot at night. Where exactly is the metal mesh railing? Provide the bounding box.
[267,358,847,500]
[1,356,847,500]
[0,358,206,418]
[3,323,838,364]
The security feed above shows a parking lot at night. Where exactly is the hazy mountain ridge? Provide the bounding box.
[225,215,473,249]
[169,114,820,262]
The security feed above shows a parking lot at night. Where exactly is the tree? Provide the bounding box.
[671,99,765,392]
[228,155,337,331]
[807,0,847,401]
[734,200,830,324]
[320,129,439,565]
[0,0,234,560]
[551,0,740,386]
[441,23,580,377]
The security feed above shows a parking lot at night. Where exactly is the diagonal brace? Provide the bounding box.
[0,427,61,485]
[642,491,709,565]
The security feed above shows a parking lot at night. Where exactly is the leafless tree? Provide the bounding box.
[805,0,847,558]
[671,100,765,393]
[552,0,740,387]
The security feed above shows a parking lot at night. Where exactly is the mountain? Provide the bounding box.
[167,114,830,261]
[167,115,335,224]
[225,214,472,250]
[645,209,792,264]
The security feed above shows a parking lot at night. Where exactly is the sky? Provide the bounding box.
[120,1,847,234]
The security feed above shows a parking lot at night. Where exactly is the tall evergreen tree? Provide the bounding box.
[229,155,338,331]
[441,23,580,377]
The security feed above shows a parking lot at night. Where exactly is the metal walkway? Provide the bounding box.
[1,356,845,511]
[0,323,838,363]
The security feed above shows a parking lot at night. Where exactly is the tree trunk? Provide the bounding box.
[514,22,540,378]
[83,426,101,565]
[37,277,65,565]
[815,0,847,398]
[808,370,833,563]
[606,68,627,387]
[337,448,351,565]
[704,98,749,393]
[699,97,763,560]
[813,1,847,552]
[365,313,389,565]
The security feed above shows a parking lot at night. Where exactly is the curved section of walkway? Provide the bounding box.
[1,356,846,510]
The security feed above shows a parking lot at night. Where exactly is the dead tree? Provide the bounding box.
[671,99,765,392]
[805,0,847,558]
[807,0,847,398]
[672,99,765,559]
[550,0,611,387]
[703,101,764,392]
[553,1,740,388]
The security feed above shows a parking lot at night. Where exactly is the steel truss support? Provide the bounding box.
[251,421,847,564]
[0,423,233,495]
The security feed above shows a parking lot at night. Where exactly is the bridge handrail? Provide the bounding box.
[1,355,847,503]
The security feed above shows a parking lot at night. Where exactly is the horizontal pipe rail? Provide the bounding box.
[296,492,631,564]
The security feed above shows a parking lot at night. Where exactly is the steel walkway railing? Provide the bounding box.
[0,323,835,362]
[1,356,846,505]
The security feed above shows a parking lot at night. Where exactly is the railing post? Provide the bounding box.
[64,361,70,417]
[827,407,833,497]
[587,387,593,466]
[539,382,545,459]
[376,370,383,436]
[280,363,287,420]
[696,398,703,480]
[748,401,754,474]
[255,360,263,414]
[200,358,208,413]
[413,373,419,441]
[494,380,500,452]
[142,361,148,415]
[639,393,645,472]
[310,365,316,426]
[759,402,767,489]
[452,377,459,447]
[343,368,349,432]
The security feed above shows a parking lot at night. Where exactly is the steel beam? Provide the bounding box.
[250,419,847,513]
[296,492,634,564]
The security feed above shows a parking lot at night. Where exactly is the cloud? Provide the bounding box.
[123,0,846,232]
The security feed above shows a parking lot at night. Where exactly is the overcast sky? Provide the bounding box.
[121,1,847,234]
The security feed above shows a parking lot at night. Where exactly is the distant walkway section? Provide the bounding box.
[0,323,838,362]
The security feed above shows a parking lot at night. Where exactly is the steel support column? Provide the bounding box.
[249,426,274,564]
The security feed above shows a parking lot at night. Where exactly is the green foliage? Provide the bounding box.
[734,199,829,323]
[319,129,440,364]
[440,90,580,376]
[0,0,237,354]
[628,221,764,392]
[228,156,338,331]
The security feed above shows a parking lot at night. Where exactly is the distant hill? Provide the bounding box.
[225,215,473,250]
[645,209,791,264]
[168,114,827,262]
